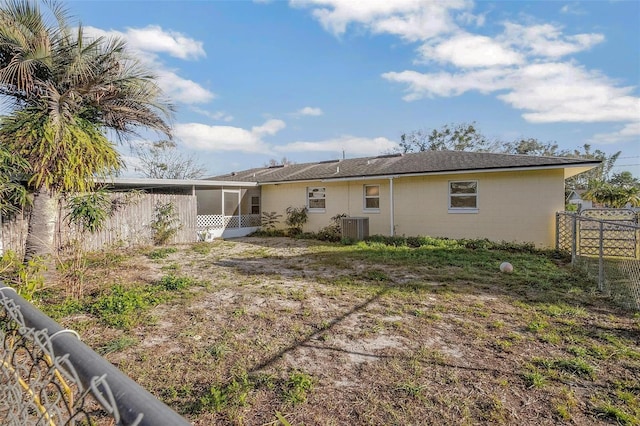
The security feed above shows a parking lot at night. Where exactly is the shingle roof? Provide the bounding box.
[208,151,600,183]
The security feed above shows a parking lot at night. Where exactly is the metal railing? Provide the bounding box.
[0,284,191,426]
[556,210,640,310]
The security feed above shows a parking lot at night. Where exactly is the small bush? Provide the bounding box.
[157,274,195,291]
[261,211,282,230]
[250,228,287,237]
[285,206,308,235]
[150,201,182,245]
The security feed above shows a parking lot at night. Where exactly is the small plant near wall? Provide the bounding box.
[285,206,308,236]
[261,211,282,230]
[62,190,113,298]
[150,201,182,245]
[316,213,347,242]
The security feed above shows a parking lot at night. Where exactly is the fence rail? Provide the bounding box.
[0,284,191,426]
[556,210,640,310]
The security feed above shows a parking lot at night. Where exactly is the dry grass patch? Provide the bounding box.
[33,237,640,425]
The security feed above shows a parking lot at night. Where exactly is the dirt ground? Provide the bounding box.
[57,237,640,425]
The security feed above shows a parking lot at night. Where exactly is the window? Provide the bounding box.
[251,196,260,214]
[449,181,478,212]
[307,187,326,211]
[364,185,380,211]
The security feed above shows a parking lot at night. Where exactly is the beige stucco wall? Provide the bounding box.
[260,169,565,247]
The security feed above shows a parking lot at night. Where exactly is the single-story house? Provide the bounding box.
[2,151,598,253]
[207,150,600,247]
[566,189,593,210]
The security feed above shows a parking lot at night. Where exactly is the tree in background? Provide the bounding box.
[565,144,621,191]
[0,0,172,262]
[608,171,639,189]
[397,122,497,153]
[133,140,206,179]
[399,123,629,195]
[582,180,639,208]
[502,138,566,157]
[265,157,295,167]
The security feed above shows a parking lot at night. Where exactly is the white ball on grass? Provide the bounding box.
[500,262,514,273]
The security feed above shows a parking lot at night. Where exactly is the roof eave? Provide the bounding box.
[99,177,259,189]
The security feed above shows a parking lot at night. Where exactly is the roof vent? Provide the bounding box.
[318,159,340,164]
[231,172,236,176]
[376,153,402,159]
[268,164,285,169]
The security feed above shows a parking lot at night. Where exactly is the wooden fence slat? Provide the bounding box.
[1,193,197,256]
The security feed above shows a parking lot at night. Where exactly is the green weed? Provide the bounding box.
[157,274,195,291]
[283,371,313,405]
[146,247,178,259]
[90,285,158,329]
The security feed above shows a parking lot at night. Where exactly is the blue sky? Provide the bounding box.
[68,0,640,177]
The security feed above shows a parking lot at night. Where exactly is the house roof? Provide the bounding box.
[208,151,601,184]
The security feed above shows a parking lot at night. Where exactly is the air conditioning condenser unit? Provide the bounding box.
[341,217,369,240]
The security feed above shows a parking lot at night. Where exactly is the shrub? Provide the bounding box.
[315,213,347,242]
[150,201,182,245]
[285,206,308,235]
[261,211,282,230]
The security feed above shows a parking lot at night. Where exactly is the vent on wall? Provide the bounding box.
[341,217,369,241]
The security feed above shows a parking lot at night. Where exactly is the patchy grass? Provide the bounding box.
[38,237,640,425]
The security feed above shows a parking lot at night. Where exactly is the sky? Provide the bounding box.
[66,0,640,178]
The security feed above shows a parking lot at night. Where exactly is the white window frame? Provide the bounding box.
[448,180,478,213]
[363,184,380,212]
[307,187,326,212]
[250,196,260,215]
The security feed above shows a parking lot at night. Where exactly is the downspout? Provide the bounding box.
[389,177,395,236]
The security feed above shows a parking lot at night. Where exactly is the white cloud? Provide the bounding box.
[156,70,215,104]
[125,25,206,60]
[175,119,286,153]
[84,25,205,60]
[84,26,214,105]
[588,122,640,145]
[383,67,511,99]
[384,62,640,123]
[252,119,287,136]
[293,1,634,128]
[293,106,324,117]
[560,3,586,15]
[502,23,604,58]
[275,135,398,156]
[419,32,523,68]
[290,0,469,41]
[191,107,234,122]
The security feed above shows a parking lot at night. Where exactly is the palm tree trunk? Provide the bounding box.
[24,190,59,263]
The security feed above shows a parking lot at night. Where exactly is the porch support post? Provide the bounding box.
[389,177,395,236]
[238,190,242,228]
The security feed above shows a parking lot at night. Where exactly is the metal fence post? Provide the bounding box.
[552,212,560,250]
[599,221,604,292]
[571,214,577,265]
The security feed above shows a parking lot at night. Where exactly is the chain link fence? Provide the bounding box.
[556,209,640,310]
[0,285,191,426]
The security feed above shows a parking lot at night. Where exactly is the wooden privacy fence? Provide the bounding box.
[1,192,197,257]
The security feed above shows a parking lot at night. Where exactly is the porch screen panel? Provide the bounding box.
[224,192,240,216]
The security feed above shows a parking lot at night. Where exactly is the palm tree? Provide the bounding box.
[0,144,28,217]
[583,181,640,208]
[0,0,172,261]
